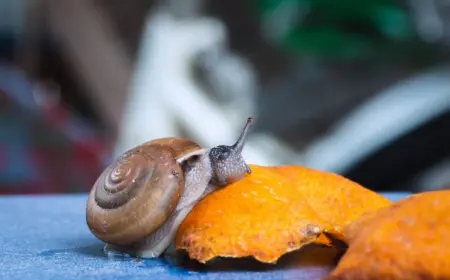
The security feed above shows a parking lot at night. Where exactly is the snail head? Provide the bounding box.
[208,117,253,185]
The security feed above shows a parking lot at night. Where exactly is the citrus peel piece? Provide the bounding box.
[325,189,450,280]
[175,164,391,263]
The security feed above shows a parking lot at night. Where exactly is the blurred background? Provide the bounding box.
[0,0,449,195]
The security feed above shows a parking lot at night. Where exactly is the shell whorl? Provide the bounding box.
[94,148,154,209]
[86,138,202,246]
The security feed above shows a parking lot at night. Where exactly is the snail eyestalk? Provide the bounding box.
[233,117,254,153]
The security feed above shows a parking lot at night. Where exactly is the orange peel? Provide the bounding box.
[175,164,391,263]
[326,189,450,280]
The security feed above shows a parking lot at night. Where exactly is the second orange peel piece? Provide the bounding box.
[175,164,391,263]
[326,189,450,280]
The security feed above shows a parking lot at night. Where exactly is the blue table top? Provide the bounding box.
[0,192,409,280]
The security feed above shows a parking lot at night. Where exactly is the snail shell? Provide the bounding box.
[86,138,202,245]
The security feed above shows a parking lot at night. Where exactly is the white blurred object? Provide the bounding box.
[115,6,296,166]
[301,66,450,173]
[193,46,257,125]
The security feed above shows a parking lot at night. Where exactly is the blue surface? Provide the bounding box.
[0,192,409,280]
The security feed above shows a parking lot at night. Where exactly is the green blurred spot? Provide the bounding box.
[373,6,413,40]
[251,0,418,59]
[284,28,373,59]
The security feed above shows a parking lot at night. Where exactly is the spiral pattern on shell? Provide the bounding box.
[94,149,153,209]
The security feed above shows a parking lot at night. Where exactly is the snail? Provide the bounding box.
[86,118,254,258]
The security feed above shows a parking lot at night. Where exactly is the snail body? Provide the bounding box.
[86,118,254,258]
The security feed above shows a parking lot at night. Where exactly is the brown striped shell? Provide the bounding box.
[85,137,204,246]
